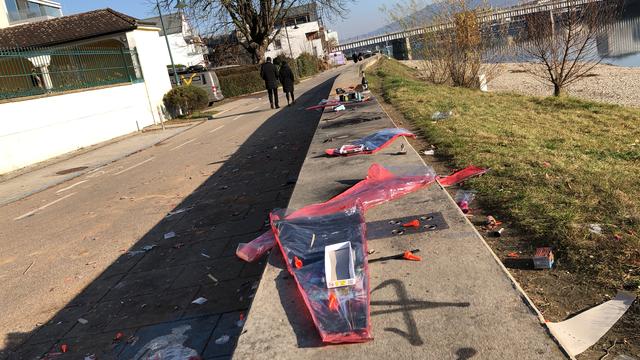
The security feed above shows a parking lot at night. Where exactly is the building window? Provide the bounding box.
[6,0,61,22]
[306,31,320,41]
[274,39,282,50]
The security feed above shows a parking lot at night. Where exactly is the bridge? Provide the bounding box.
[336,0,604,59]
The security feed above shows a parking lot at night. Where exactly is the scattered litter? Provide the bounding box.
[214,334,230,345]
[396,143,407,155]
[192,297,208,305]
[207,274,219,285]
[484,215,503,230]
[492,228,505,237]
[507,252,519,258]
[333,104,346,112]
[367,249,376,255]
[164,232,176,240]
[166,207,192,218]
[294,256,303,269]
[237,313,246,327]
[455,190,476,214]
[173,243,185,249]
[77,318,88,325]
[325,128,415,156]
[113,332,124,342]
[533,247,554,269]
[23,260,35,275]
[370,249,421,263]
[402,219,420,228]
[431,110,453,120]
[588,224,603,235]
[133,325,197,359]
[439,166,489,187]
[201,253,211,259]
[142,245,157,251]
[60,344,68,353]
[546,291,636,356]
[84,355,96,360]
[423,149,435,155]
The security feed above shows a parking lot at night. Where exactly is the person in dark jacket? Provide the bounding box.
[278,61,295,106]
[260,57,279,109]
[352,53,358,63]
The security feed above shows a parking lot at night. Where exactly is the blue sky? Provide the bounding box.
[61,0,395,39]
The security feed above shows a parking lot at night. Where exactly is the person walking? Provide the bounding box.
[352,53,358,63]
[260,57,279,109]
[279,61,295,106]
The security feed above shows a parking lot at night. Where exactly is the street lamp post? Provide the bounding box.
[283,20,301,77]
[157,0,181,86]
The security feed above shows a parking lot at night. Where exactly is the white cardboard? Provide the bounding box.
[324,241,356,288]
[547,291,636,356]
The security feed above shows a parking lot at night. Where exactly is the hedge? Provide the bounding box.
[163,85,209,116]
[215,53,322,98]
[218,70,264,98]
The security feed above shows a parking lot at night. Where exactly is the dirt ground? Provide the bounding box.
[375,97,640,360]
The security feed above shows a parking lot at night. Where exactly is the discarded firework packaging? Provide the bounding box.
[337,144,365,155]
[533,247,554,269]
[236,164,439,262]
[325,128,416,156]
[325,241,356,288]
[270,204,372,343]
[492,228,505,237]
[402,219,420,228]
[438,166,489,187]
[455,190,476,214]
[431,110,453,121]
[336,88,346,95]
[333,104,346,112]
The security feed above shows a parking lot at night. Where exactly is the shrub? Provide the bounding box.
[218,70,264,98]
[163,85,208,117]
[215,65,259,77]
[296,52,321,78]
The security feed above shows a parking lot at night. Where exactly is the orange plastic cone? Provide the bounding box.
[402,219,420,228]
[403,250,422,261]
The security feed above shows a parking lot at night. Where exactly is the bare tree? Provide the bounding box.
[385,0,508,88]
[517,0,621,97]
[159,0,353,64]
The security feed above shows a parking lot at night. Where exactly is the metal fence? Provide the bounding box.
[0,45,144,100]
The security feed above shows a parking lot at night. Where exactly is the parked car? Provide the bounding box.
[168,66,224,105]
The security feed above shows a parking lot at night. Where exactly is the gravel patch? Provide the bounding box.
[401,60,640,108]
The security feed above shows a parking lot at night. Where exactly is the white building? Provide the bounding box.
[143,12,207,67]
[0,0,62,28]
[0,8,172,174]
[264,3,338,60]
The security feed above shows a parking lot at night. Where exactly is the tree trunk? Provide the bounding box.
[553,83,566,97]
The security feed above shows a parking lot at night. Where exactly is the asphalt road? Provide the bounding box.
[0,67,341,358]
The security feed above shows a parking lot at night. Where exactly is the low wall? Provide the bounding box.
[0,82,156,174]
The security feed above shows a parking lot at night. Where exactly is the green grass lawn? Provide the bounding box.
[369,58,640,289]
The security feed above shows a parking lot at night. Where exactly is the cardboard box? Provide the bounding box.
[325,242,356,288]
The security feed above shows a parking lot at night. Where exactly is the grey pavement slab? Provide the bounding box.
[234,59,568,359]
[0,125,192,206]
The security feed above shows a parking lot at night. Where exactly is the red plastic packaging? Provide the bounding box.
[236,164,437,262]
[438,165,488,187]
[271,204,372,343]
[325,128,416,156]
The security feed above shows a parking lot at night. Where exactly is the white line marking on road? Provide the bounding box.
[170,138,196,151]
[232,115,243,121]
[212,107,233,116]
[249,105,260,111]
[56,180,88,194]
[14,192,77,221]
[114,157,154,175]
[209,125,225,134]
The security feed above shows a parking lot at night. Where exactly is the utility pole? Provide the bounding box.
[157,0,180,86]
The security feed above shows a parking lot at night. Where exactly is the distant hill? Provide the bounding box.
[344,0,521,42]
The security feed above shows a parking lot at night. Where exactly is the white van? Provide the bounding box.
[169,65,224,105]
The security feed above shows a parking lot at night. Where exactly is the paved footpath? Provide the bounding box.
[234,59,569,359]
[0,67,342,359]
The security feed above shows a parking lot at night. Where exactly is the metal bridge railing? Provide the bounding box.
[0,45,144,101]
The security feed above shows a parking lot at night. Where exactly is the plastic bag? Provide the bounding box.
[455,190,476,214]
[271,204,371,343]
[236,164,437,262]
[439,165,488,187]
[325,128,415,156]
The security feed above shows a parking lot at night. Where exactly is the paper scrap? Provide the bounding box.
[192,297,208,305]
